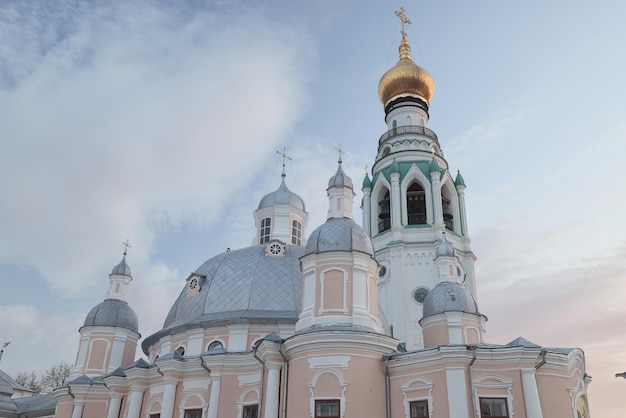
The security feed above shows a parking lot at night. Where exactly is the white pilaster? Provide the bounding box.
[264,363,281,418]
[521,368,543,418]
[390,172,401,240]
[107,394,123,418]
[445,368,469,418]
[71,401,84,418]
[160,378,178,418]
[456,183,469,241]
[362,186,371,236]
[126,386,145,418]
[207,375,222,418]
[430,168,443,234]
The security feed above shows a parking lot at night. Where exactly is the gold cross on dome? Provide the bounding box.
[122,239,132,255]
[364,164,369,175]
[335,144,345,163]
[395,7,412,37]
[276,147,292,177]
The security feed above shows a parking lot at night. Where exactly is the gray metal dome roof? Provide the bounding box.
[83,299,139,333]
[142,245,305,353]
[111,255,131,276]
[422,281,480,318]
[258,178,305,211]
[328,161,353,190]
[304,218,373,256]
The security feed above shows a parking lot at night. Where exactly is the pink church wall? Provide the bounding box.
[87,339,110,371]
[81,399,108,418]
[121,339,137,368]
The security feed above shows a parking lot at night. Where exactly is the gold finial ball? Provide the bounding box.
[378,39,435,107]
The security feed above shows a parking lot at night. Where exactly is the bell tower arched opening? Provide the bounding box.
[377,188,391,233]
[406,182,426,225]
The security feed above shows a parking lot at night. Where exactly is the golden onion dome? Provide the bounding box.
[378,34,435,108]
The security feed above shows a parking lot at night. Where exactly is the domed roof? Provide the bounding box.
[143,245,305,352]
[422,281,480,318]
[83,299,139,333]
[258,178,305,211]
[304,218,373,256]
[111,255,131,276]
[328,160,353,190]
[378,35,434,108]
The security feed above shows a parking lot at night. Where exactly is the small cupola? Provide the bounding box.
[253,148,308,246]
[326,148,356,220]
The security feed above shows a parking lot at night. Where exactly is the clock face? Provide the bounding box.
[269,243,282,255]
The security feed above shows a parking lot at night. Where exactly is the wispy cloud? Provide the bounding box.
[0,2,314,296]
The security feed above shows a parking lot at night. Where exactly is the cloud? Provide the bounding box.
[0,2,314,295]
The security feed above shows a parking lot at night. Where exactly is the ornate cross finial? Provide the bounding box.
[456,162,461,173]
[335,144,345,163]
[122,239,132,256]
[276,147,292,178]
[364,164,369,176]
[395,7,412,37]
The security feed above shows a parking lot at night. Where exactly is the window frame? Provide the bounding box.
[183,409,203,418]
[260,217,272,244]
[406,181,427,225]
[291,219,302,245]
[479,397,509,418]
[242,404,258,418]
[409,399,429,418]
[314,399,340,418]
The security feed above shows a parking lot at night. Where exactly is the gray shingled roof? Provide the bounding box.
[304,218,373,256]
[82,299,139,333]
[422,281,481,318]
[142,245,305,353]
[13,393,57,415]
[257,178,305,211]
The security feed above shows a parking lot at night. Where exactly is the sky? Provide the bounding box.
[1,0,625,416]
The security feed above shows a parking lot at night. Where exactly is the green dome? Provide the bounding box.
[362,174,372,189]
[455,171,466,187]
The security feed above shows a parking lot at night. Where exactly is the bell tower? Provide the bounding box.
[362,8,477,350]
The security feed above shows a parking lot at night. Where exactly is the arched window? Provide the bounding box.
[407,182,426,225]
[291,219,302,245]
[207,341,223,351]
[176,346,185,356]
[377,188,391,233]
[441,187,454,231]
[259,217,271,244]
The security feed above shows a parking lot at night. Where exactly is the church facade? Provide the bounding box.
[2,12,591,418]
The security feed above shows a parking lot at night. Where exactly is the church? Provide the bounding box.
[0,9,591,418]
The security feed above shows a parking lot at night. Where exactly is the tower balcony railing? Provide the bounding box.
[379,125,439,146]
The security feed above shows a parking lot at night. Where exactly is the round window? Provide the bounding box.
[378,265,387,278]
[269,243,282,255]
[412,287,430,304]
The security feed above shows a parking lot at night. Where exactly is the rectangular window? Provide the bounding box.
[260,217,272,244]
[243,404,258,418]
[480,398,509,418]
[184,409,203,418]
[315,400,340,418]
[149,415,160,418]
[291,219,302,245]
[410,400,429,418]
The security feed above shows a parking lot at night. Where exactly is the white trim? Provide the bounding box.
[401,377,434,418]
[474,375,514,418]
[308,369,348,418]
[319,268,348,314]
[84,338,111,373]
[400,163,433,226]
[236,388,260,418]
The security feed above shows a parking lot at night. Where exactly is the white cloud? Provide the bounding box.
[0,2,314,296]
